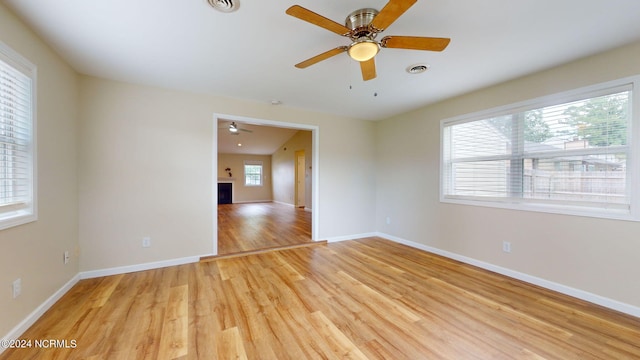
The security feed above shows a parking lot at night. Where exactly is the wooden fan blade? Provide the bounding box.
[370,0,417,31]
[381,36,450,51]
[360,58,377,81]
[295,47,347,69]
[286,5,351,36]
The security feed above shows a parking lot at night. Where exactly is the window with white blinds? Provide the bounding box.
[0,43,36,229]
[441,78,638,220]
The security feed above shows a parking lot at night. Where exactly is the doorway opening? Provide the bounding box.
[213,113,319,256]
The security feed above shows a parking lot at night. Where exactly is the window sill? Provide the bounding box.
[0,211,37,231]
[441,196,635,222]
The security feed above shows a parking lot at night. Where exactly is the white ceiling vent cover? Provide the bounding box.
[407,64,430,74]
[207,0,238,12]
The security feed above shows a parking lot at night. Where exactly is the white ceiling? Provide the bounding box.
[217,120,299,155]
[4,0,640,121]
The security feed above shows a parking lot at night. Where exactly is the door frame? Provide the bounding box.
[294,150,305,208]
[212,113,320,255]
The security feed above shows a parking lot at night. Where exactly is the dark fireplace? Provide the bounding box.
[218,183,232,204]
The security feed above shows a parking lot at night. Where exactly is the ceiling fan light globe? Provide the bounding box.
[348,40,380,62]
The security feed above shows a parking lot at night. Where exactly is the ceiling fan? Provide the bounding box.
[220,122,253,135]
[286,0,450,81]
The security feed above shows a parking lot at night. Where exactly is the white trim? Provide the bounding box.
[212,113,321,252]
[272,200,295,207]
[0,41,38,231]
[441,79,635,127]
[243,161,264,187]
[231,200,272,204]
[217,180,235,205]
[376,232,640,318]
[440,75,640,222]
[5,234,637,354]
[324,232,378,243]
[442,197,634,222]
[270,201,311,212]
[630,74,640,221]
[79,256,201,279]
[0,274,79,354]
[1,254,205,354]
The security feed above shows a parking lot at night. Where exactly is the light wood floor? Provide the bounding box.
[2,237,639,359]
[217,203,312,255]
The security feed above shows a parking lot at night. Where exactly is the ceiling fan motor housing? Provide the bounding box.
[345,8,379,40]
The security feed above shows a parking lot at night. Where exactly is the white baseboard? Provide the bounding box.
[376,232,640,318]
[1,254,208,355]
[271,200,294,207]
[79,255,201,279]
[232,200,272,204]
[1,274,80,354]
[324,232,378,243]
[224,200,312,210]
[7,233,636,356]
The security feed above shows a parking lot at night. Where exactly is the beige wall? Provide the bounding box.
[272,131,313,208]
[78,77,215,271]
[8,0,638,340]
[0,4,79,337]
[218,153,272,203]
[375,41,640,308]
[78,76,377,271]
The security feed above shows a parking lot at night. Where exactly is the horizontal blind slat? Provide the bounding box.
[443,88,631,210]
[0,55,34,209]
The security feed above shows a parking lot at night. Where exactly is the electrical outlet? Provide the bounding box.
[64,251,70,264]
[386,216,391,225]
[142,237,151,248]
[502,241,512,253]
[12,278,21,298]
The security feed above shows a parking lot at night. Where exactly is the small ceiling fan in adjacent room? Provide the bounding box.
[219,122,253,135]
[286,0,451,81]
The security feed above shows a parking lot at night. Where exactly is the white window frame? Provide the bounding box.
[244,161,263,187]
[440,75,640,221]
[0,42,37,230]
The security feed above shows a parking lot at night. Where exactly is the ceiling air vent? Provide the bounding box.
[207,0,238,12]
[407,64,430,74]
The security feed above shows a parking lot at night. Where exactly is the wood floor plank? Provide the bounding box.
[215,327,248,360]
[88,274,124,308]
[2,237,640,359]
[217,203,312,255]
[158,284,189,359]
[335,270,421,323]
[203,264,237,331]
[309,311,368,360]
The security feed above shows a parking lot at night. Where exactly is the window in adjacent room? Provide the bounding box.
[244,161,263,186]
[441,76,638,220]
[0,43,37,230]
